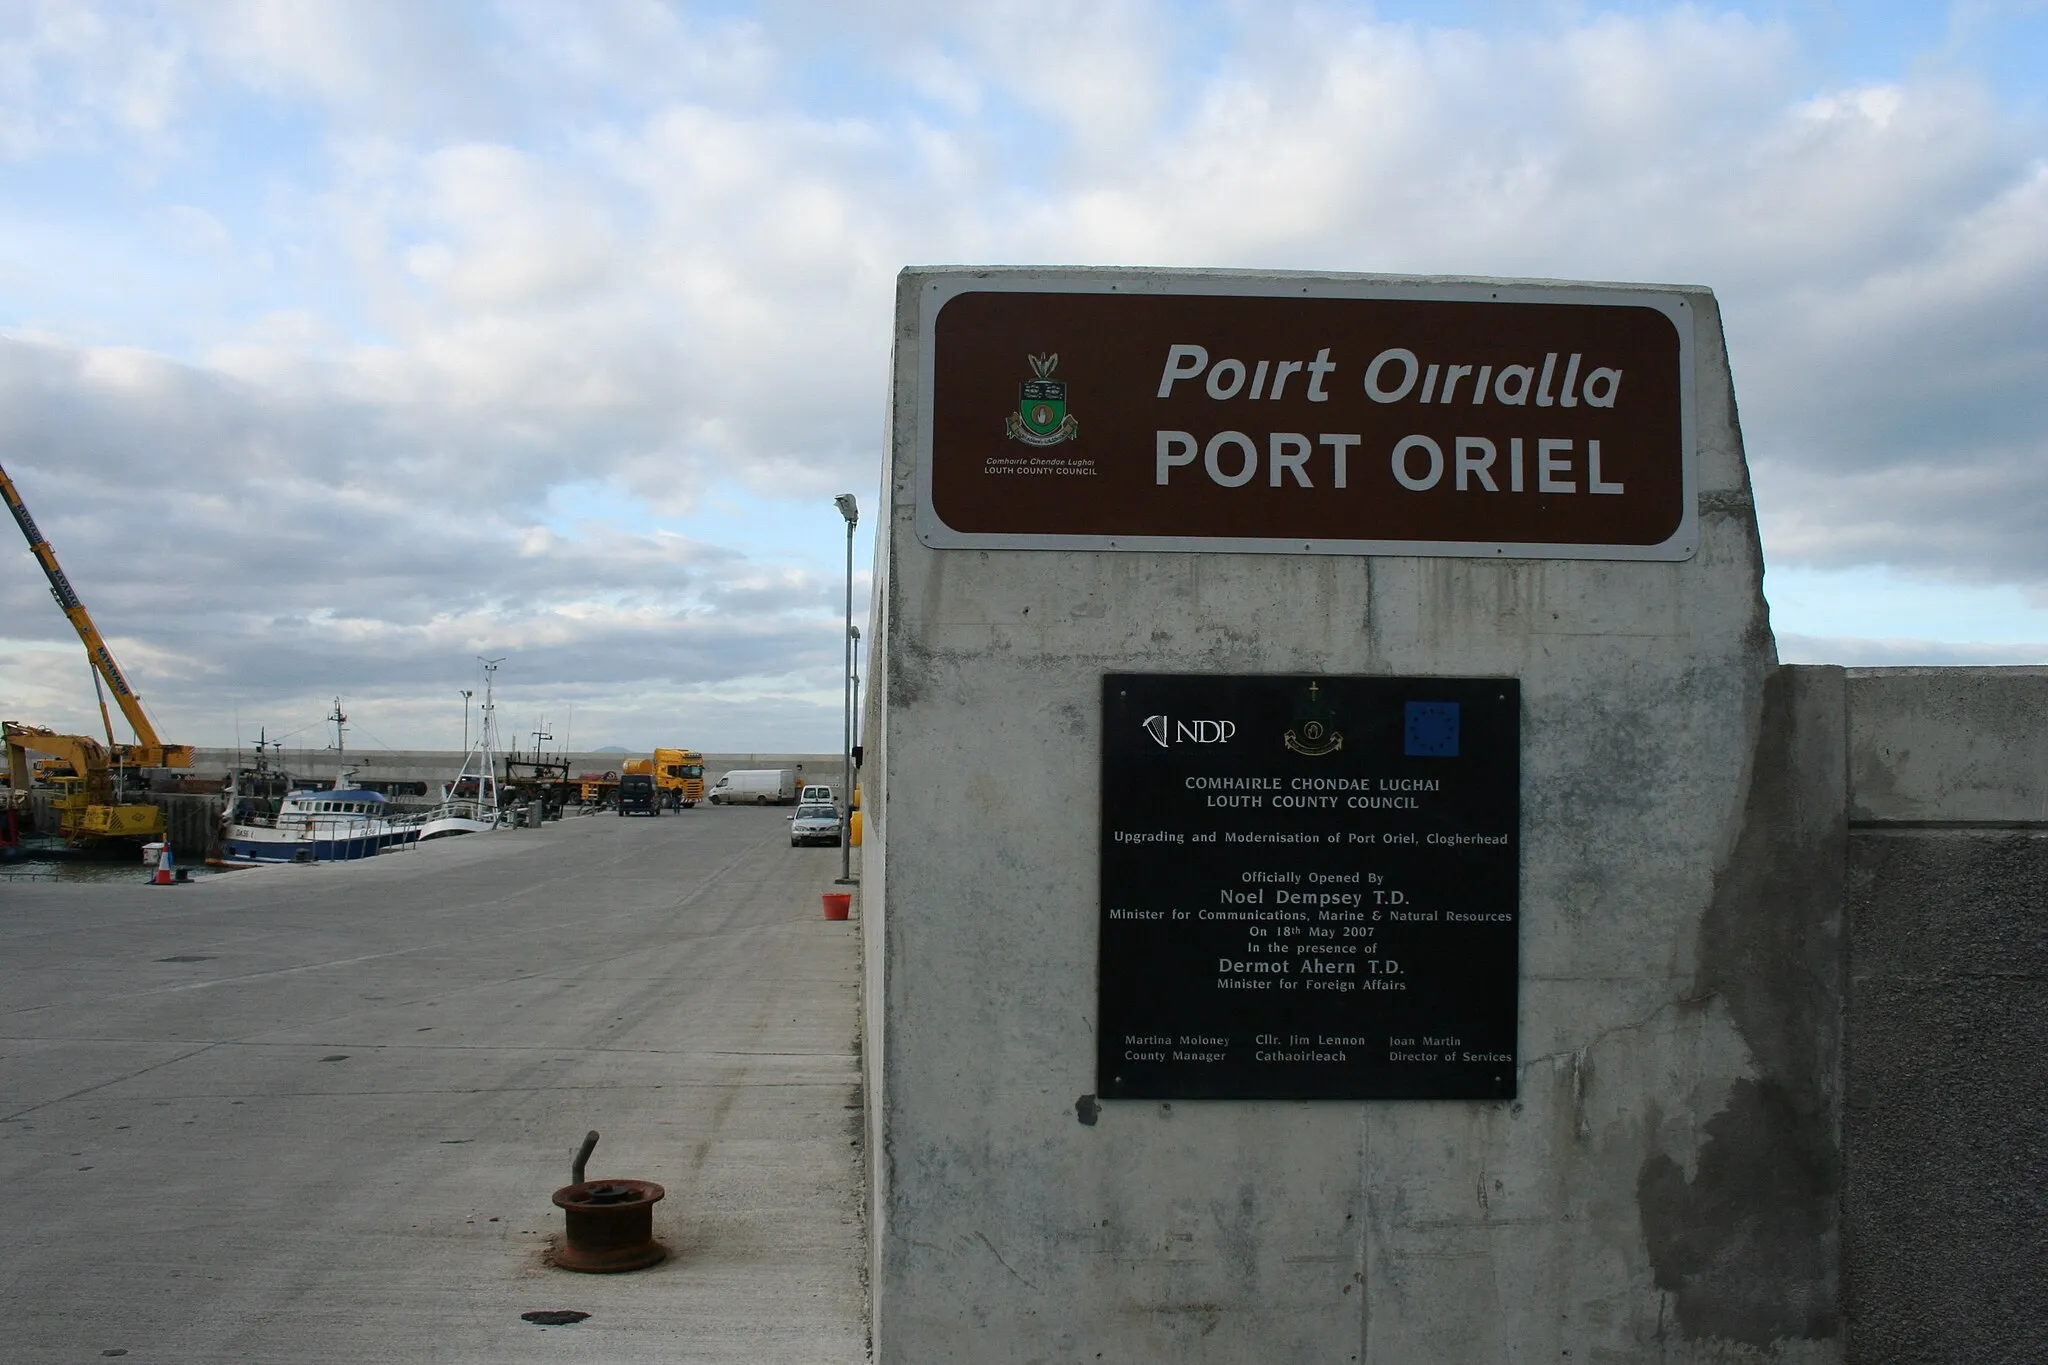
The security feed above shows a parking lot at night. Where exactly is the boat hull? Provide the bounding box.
[214,822,419,868]
[417,814,498,840]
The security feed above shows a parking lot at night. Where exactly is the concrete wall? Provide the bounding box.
[21,790,220,856]
[866,270,1835,1362]
[1839,667,2048,1364]
[184,749,840,791]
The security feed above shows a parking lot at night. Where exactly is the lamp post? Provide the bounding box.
[460,690,473,754]
[834,493,858,884]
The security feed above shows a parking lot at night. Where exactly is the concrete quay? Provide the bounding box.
[0,804,865,1363]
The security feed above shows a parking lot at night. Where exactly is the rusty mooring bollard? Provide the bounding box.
[551,1130,666,1273]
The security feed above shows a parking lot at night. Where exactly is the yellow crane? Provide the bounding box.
[2,459,192,843]
[1,459,192,772]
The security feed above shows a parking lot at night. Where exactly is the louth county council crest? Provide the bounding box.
[1284,679,1345,757]
[1004,352,1080,447]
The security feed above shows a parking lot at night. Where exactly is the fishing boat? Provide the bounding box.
[213,784,419,867]
[415,660,512,840]
[213,705,422,867]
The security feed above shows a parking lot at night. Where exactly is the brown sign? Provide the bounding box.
[914,276,1696,559]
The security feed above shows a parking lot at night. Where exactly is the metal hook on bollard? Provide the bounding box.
[572,1130,599,1185]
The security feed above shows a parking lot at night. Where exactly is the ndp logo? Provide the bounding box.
[1143,715,1237,748]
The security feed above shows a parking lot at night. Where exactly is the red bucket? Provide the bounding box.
[822,892,852,921]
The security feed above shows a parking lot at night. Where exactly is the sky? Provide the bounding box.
[2,0,2045,756]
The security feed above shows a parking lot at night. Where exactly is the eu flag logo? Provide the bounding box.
[1404,702,1460,757]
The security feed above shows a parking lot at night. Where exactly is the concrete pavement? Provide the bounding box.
[0,804,865,1363]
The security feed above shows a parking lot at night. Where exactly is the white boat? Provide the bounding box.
[215,783,421,867]
[415,662,511,840]
[416,773,504,841]
[214,705,422,867]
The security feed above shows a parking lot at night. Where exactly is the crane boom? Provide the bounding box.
[0,459,191,769]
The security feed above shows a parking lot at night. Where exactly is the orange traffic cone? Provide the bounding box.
[153,844,174,885]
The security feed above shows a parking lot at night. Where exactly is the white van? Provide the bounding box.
[799,783,836,806]
[707,768,798,805]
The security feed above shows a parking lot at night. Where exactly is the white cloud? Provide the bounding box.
[2,2,2045,747]
[0,0,189,160]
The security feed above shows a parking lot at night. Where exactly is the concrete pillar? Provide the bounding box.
[864,269,1843,1361]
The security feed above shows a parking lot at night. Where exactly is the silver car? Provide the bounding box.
[789,803,842,847]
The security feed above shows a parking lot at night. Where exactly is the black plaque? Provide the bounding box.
[1099,674,1520,1100]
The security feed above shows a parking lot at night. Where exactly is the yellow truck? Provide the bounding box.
[622,748,705,809]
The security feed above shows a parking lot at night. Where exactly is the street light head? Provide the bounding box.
[834,493,858,527]
[849,624,861,641]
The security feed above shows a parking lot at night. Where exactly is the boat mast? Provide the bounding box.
[328,699,348,790]
[477,658,503,809]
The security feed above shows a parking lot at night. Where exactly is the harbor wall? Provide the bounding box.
[182,749,841,791]
[863,266,2047,1362]
[20,790,221,857]
[1837,666,2048,1364]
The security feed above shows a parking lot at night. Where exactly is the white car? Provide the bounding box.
[789,803,842,848]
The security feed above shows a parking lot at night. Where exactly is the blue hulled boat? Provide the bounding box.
[215,784,420,867]
[213,701,423,868]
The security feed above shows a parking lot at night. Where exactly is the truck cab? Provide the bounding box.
[652,747,705,808]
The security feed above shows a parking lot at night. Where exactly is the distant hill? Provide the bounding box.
[590,745,632,753]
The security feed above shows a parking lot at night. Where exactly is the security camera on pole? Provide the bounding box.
[834,493,858,885]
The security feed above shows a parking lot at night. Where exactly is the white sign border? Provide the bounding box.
[911,269,1699,562]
